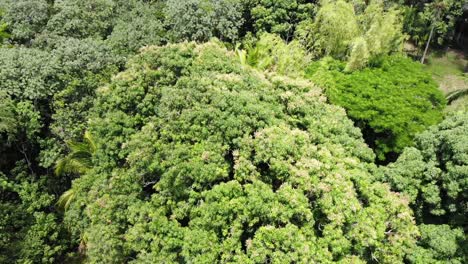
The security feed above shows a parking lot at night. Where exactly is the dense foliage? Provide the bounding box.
[247,0,314,41]
[165,0,244,42]
[380,111,467,224]
[297,0,404,70]
[240,33,310,77]
[306,56,446,161]
[380,111,468,263]
[62,41,420,263]
[401,0,466,48]
[0,0,466,262]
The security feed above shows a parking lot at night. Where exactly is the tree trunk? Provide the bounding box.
[421,24,435,64]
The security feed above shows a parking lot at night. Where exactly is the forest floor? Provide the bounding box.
[425,48,468,112]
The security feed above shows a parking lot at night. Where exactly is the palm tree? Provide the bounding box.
[55,131,96,210]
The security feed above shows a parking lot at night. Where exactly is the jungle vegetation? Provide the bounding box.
[0,0,467,263]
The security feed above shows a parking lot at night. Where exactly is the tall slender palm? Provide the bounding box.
[55,131,96,210]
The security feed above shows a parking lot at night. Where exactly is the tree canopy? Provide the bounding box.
[380,111,468,263]
[0,0,466,262]
[61,41,420,263]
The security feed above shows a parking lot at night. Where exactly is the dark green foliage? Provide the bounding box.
[107,1,166,54]
[45,0,115,39]
[247,0,314,41]
[380,111,468,263]
[0,169,67,263]
[401,0,465,48]
[165,0,244,42]
[408,224,466,264]
[2,0,50,44]
[48,37,123,141]
[380,111,467,224]
[307,55,446,161]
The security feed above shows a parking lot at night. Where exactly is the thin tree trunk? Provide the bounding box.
[421,24,435,64]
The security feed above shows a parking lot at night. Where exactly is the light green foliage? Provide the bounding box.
[63,42,419,263]
[303,0,360,59]
[0,22,8,44]
[307,55,446,160]
[298,0,404,70]
[2,0,49,43]
[15,101,42,142]
[361,3,404,55]
[380,111,467,223]
[165,0,244,42]
[55,131,95,177]
[0,8,10,44]
[243,33,310,77]
[247,0,314,41]
[345,37,370,72]
[55,131,96,211]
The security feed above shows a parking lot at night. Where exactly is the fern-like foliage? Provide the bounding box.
[55,131,95,176]
[55,131,95,210]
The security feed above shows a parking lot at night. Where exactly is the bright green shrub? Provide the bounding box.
[63,41,419,263]
[306,55,446,161]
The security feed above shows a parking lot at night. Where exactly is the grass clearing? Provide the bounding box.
[424,49,468,112]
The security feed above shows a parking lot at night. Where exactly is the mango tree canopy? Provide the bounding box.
[65,42,419,263]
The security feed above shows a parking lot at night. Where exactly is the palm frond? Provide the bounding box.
[56,189,76,210]
[446,88,468,104]
[235,44,247,67]
[83,130,96,153]
[55,131,96,176]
